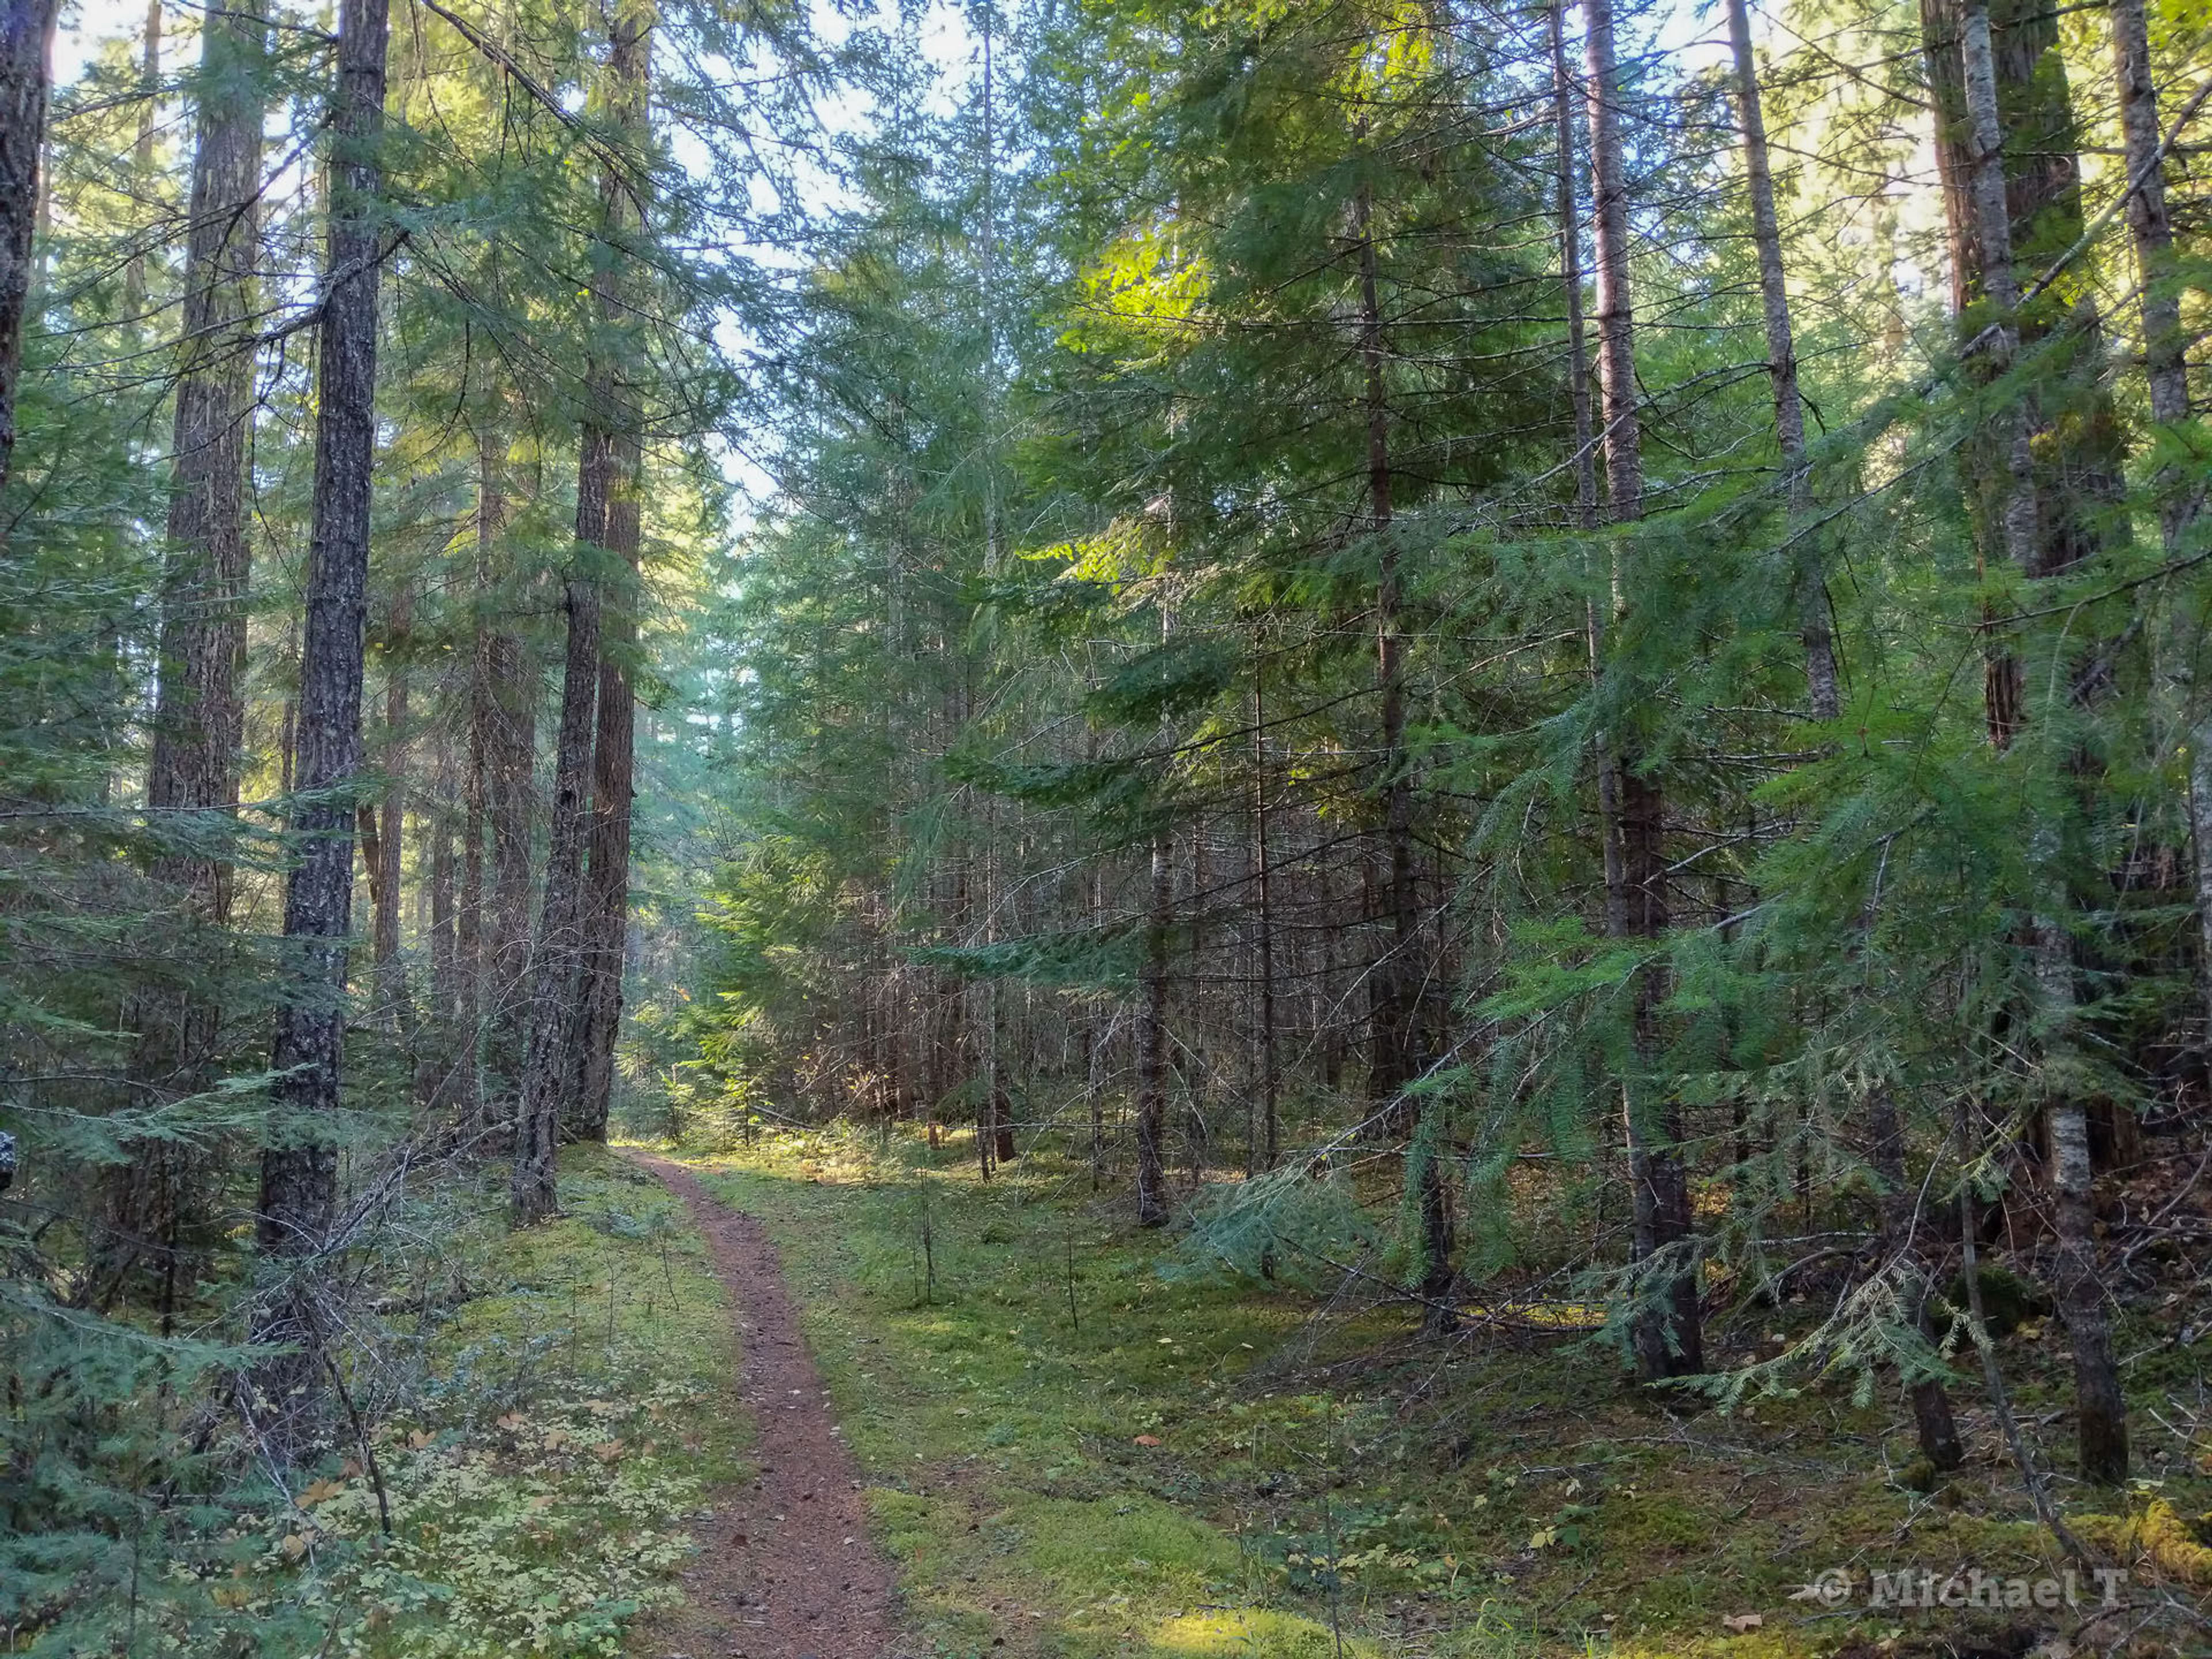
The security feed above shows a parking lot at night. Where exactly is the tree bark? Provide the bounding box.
[112,0,267,1265]
[2108,0,2187,448]
[429,737,457,1021]
[1582,0,1640,527]
[512,559,602,1222]
[1922,0,2127,584]
[475,435,535,1120]
[570,0,652,1143]
[255,0,390,1453]
[0,0,62,502]
[570,436,639,1141]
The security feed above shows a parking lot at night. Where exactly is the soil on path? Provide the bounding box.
[626,1153,905,1659]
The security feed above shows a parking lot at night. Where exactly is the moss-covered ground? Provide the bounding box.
[639,1125,2211,1659]
[246,1145,751,1657]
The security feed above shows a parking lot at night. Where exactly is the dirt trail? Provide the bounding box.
[627,1153,904,1659]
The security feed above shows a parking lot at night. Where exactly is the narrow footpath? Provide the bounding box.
[626,1153,904,1658]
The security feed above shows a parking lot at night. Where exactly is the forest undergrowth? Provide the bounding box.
[0,1146,746,1658]
[645,1122,2212,1659]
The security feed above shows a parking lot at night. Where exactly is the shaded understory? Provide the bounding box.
[634,1124,2212,1659]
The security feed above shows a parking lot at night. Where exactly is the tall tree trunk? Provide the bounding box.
[1922,0,2127,592]
[255,0,391,1453]
[570,0,652,1143]
[476,439,535,1122]
[1722,0,1836,721]
[109,0,267,1281]
[1584,0,1702,1381]
[1927,0,2128,1485]
[1550,0,1596,537]
[457,666,486,1124]
[0,0,62,501]
[2108,0,2189,464]
[122,0,160,321]
[2108,0,2212,1046]
[514,0,652,1208]
[512,537,603,1223]
[570,434,639,1142]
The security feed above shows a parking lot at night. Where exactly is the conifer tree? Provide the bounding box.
[256,0,393,1442]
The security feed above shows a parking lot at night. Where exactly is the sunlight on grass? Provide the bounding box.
[1150,1608,1377,1656]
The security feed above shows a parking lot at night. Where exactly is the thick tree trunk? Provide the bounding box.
[1722,0,1836,721]
[0,0,60,501]
[255,0,391,1453]
[570,435,639,1141]
[111,0,268,1275]
[513,0,649,1205]
[570,0,652,1143]
[512,558,603,1222]
[1582,0,1701,1382]
[474,427,536,1122]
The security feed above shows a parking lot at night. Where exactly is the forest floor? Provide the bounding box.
[599,1125,2212,1659]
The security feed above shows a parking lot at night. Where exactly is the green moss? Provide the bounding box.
[1008,1493,1240,1600]
[234,1145,750,1658]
